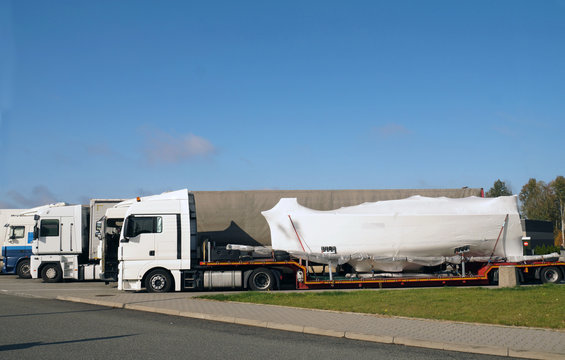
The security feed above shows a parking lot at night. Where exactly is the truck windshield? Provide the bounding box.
[10,226,25,239]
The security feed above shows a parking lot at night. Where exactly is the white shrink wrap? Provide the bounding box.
[262,196,525,272]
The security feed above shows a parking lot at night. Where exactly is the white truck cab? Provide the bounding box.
[118,189,197,291]
[96,198,135,282]
[2,215,35,277]
[31,205,90,281]
[31,200,124,282]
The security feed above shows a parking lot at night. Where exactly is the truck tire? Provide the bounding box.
[16,259,31,279]
[540,267,562,284]
[248,268,275,291]
[145,269,173,293]
[41,264,62,283]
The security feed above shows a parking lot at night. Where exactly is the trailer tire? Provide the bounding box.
[145,269,173,293]
[540,267,562,284]
[41,264,62,283]
[249,268,275,291]
[488,269,499,285]
[16,259,31,279]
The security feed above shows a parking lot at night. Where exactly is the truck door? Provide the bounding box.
[154,214,179,261]
[120,216,159,261]
[37,218,61,253]
[37,216,75,253]
[59,216,76,253]
[4,226,27,270]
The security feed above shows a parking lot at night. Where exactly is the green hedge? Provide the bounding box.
[533,244,561,255]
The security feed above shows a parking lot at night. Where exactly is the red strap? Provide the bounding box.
[288,215,306,252]
[489,214,509,261]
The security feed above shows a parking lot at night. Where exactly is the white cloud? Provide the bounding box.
[143,129,217,164]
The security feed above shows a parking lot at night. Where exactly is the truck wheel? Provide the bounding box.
[540,267,562,284]
[249,268,275,291]
[16,259,31,279]
[145,269,173,293]
[41,264,62,283]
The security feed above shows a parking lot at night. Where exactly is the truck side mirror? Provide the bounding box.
[121,216,133,242]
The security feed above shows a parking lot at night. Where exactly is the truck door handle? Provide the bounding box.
[149,250,155,256]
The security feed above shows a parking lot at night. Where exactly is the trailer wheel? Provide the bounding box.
[249,268,275,291]
[488,269,499,285]
[145,269,173,293]
[41,264,62,283]
[540,267,562,284]
[16,259,31,279]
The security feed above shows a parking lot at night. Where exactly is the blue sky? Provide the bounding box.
[0,0,564,208]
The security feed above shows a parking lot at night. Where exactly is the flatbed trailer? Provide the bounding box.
[117,189,565,293]
[192,258,565,291]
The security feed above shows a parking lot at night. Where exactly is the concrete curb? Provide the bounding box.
[395,337,447,351]
[345,332,394,344]
[509,349,565,360]
[234,318,268,327]
[266,322,304,333]
[442,343,508,357]
[124,303,180,316]
[53,296,565,360]
[303,326,345,338]
[56,295,124,308]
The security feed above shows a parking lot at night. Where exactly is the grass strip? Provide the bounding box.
[199,285,565,329]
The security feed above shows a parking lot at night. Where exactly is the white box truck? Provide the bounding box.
[30,199,123,282]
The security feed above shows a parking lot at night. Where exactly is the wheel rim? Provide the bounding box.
[544,269,558,283]
[45,267,57,279]
[150,275,166,290]
[253,273,271,290]
[20,263,30,277]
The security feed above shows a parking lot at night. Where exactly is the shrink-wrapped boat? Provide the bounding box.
[262,195,528,272]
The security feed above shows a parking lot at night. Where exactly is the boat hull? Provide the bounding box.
[262,196,524,272]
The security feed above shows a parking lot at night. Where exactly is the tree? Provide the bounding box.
[550,176,565,247]
[518,178,557,223]
[486,179,512,197]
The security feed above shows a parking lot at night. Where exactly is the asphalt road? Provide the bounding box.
[0,294,517,360]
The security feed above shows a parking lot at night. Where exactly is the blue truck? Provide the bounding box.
[2,215,34,278]
[1,204,66,278]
